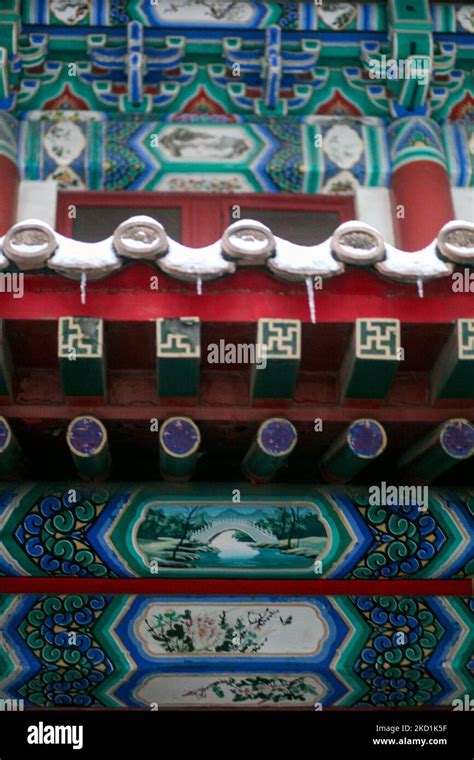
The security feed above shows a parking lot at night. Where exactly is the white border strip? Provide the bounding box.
[16,180,58,230]
[355,186,395,246]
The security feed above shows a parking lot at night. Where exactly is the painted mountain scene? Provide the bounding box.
[136,504,327,572]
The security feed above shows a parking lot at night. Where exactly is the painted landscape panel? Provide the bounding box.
[136,503,327,573]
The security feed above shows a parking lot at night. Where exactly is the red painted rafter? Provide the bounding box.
[0,578,470,596]
[2,403,473,423]
[0,155,19,235]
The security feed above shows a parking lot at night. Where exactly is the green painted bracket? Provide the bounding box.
[156,317,200,398]
[58,317,106,399]
[340,318,401,399]
[251,318,301,400]
[431,319,474,400]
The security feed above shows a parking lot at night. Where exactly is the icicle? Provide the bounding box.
[80,271,87,305]
[196,276,202,296]
[416,277,424,299]
[305,276,316,324]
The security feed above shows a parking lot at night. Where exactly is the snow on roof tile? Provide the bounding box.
[1,217,473,289]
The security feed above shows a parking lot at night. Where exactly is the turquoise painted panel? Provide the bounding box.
[0,593,471,708]
[17,112,390,193]
[22,2,388,31]
[0,484,472,579]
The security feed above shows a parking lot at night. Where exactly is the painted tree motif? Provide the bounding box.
[183,675,319,704]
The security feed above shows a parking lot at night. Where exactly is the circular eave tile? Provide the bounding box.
[113,216,168,260]
[437,221,474,265]
[222,219,275,264]
[332,222,385,265]
[3,219,57,269]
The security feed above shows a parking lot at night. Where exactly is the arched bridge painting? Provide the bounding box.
[136,504,327,573]
[0,484,472,580]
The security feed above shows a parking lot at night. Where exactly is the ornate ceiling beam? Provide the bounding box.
[0,483,471,580]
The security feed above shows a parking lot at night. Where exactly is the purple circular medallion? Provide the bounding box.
[440,420,474,458]
[259,418,297,456]
[161,418,200,456]
[348,419,386,458]
[68,417,105,456]
[0,419,9,451]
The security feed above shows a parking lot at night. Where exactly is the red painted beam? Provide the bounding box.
[0,578,470,596]
[1,403,473,422]
[1,269,473,323]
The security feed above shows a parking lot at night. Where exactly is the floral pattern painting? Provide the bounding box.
[182,675,320,704]
[137,603,324,655]
[1,594,471,708]
[145,608,275,653]
[135,673,323,707]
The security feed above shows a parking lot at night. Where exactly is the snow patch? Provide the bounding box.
[158,239,235,281]
[268,236,344,281]
[48,234,122,279]
[376,241,454,282]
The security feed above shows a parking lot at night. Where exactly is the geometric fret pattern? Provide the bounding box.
[58,317,103,358]
[356,319,400,359]
[341,318,401,399]
[156,317,200,398]
[459,319,474,359]
[432,319,474,399]
[257,319,301,360]
[58,317,106,399]
[156,318,200,358]
[252,318,301,399]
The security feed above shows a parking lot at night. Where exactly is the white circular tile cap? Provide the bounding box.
[3,219,57,268]
[222,219,275,261]
[113,215,168,259]
[331,221,385,264]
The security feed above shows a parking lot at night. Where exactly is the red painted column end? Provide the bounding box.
[0,155,19,235]
[391,160,455,252]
